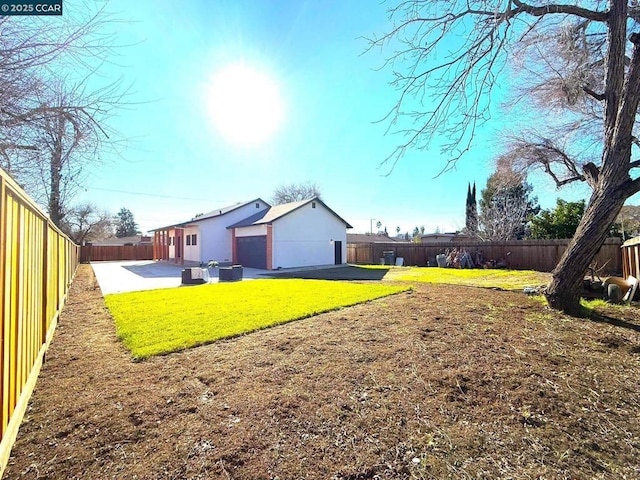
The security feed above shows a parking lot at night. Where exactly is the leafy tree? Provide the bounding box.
[530,200,586,239]
[369,1,640,314]
[478,170,539,240]
[115,208,140,237]
[271,181,321,205]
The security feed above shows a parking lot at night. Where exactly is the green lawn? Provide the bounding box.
[382,266,551,290]
[105,279,409,359]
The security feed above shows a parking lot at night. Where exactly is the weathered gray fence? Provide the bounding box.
[348,238,622,274]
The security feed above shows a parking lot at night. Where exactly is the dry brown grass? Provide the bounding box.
[5,265,640,479]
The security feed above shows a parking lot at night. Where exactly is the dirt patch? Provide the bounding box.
[5,265,640,479]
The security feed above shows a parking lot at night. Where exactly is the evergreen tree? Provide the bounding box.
[465,182,478,236]
[115,207,140,237]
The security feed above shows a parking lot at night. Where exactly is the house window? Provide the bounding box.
[191,234,197,246]
[255,202,260,208]
[312,202,316,208]
[186,235,191,246]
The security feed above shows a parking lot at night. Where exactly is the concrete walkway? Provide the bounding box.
[91,260,268,294]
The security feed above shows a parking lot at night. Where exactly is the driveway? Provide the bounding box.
[91,260,268,294]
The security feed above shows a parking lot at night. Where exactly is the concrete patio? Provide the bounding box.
[90,260,269,294]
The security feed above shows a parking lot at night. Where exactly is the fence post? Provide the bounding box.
[41,224,48,345]
[0,175,5,437]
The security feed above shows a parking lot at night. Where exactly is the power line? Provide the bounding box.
[86,186,220,202]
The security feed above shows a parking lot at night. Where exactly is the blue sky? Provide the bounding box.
[71,0,593,235]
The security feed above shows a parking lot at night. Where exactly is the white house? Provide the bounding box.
[152,197,352,270]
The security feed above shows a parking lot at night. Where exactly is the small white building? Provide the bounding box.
[152,197,352,270]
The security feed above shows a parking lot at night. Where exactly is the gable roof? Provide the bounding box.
[347,233,403,243]
[151,198,268,231]
[188,198,268,223]
[228,197,353,229]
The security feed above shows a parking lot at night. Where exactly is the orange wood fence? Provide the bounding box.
[0,167,79,476]
[348,238,622,274]
[80,244,153,262]
[621,237,640,278]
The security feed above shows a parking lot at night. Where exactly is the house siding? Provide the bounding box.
[168,230,176,260]
[195,201,269,263]
[234,225,268,237]
[271,203,347,269]
[183,226,200,262]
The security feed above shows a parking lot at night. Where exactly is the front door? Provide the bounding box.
[334,240,342,265]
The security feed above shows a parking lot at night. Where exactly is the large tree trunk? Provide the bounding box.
[48,143,63,227]
[47,117,65,228]
[545,183,627,315]
[546,8,640,316]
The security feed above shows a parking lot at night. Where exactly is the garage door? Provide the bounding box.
[236,235,267,269]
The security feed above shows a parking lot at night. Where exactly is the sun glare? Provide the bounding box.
[205,63,284,146]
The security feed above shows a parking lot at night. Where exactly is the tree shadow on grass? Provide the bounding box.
[263,266,390,281]
[587,311,640,333]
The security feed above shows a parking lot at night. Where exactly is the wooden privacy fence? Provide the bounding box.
[621,236,640,278]
[80,244,153,262]
[348,238,622,274]
[0,168,79,476]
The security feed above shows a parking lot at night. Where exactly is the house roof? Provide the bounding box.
[420,232,468,239]
[151,198,268,231]
[419,232,471,244]
[91,235,152,246]
[192,198,268,223]
[347,233,403,243]
[228,197,353,229]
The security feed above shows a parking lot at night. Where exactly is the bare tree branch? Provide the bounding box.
[366,1,617,175]
[0,4,130,227]
[62,203,114,244]
[371,1,640,313]
[583,86,605,101]
[510,0,608,21]
[271,182,321,205]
